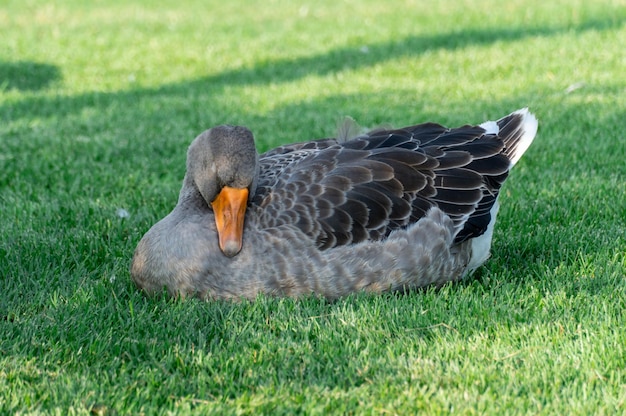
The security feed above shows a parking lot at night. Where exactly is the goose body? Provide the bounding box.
[131,109,537,300]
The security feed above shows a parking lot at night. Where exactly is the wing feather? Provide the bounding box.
[252,113,531,249]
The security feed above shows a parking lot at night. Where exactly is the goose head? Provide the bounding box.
[184,125,259,257]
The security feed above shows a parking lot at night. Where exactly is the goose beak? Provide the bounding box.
[211,186,249,257]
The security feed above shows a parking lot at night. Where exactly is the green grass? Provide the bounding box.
[1,0,625,413]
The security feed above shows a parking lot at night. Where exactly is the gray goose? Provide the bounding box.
[131,108,537,300]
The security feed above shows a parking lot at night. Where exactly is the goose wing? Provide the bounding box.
[251,122,512,250]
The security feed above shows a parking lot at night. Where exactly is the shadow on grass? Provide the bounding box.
[2,13,623,121]
[186,16,624,88]
[0,61,61,91]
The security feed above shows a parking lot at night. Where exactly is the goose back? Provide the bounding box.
[250,114,523,250]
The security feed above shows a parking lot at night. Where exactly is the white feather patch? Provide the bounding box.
[508,108,538,167]
[463,198,500,276]
[479,120,499,135]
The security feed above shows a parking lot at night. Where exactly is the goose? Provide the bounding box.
[131,108,537,300]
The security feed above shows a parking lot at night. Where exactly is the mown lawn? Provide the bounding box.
[1,0,625,414]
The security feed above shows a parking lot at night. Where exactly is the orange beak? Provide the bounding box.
[211,186,249,257]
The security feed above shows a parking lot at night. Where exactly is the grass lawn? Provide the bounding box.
[1,0,625,413]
